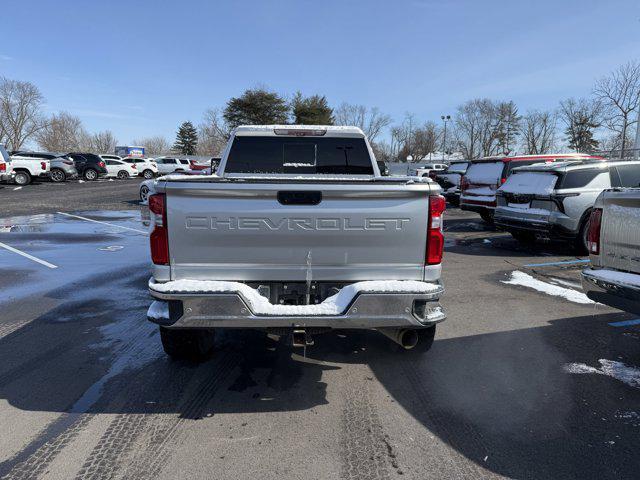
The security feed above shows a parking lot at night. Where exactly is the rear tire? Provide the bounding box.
[143,169,154,179]
[50,168,66,182]
[14,171,31,185]
[117,170,129,179]
[139,185,150,202]
[480,210,494,224]
[574,216,590,255]
[160,327,216,362]
[84,168,98,181]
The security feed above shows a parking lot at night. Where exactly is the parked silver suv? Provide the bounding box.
[494,159,640,251]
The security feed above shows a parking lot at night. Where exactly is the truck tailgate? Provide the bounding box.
[600,189,640,273]
[164,181,432,282]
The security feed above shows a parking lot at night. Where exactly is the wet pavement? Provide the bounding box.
[0,205,639,479]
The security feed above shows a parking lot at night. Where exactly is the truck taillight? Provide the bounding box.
[460,175,469,192]
[587,208,602,255]
[426,195,446,265]
[149,193,169,265]
[41,162,46,170]
[0,163,5,172]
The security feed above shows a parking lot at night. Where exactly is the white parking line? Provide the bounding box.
[0,241,58,269]
[57,212,148,235]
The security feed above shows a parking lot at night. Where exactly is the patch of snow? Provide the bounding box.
[461,193,496,203]
[465,162,503,185]
[564,359,640,389]
[13,186,22,191]
[147,300,169,319]
[78,180,85,183]
[586,268,640,287]
[149,278,440,316]
[502,270,594,304]
[499,172,558,195]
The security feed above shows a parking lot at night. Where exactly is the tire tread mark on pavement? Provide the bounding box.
[120,352,240,480]
[403,359,496,479]
[0,414,92,480]
[341,371,392,480]
[73,351,240,480]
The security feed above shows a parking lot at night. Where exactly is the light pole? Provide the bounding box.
[441,115,450,162]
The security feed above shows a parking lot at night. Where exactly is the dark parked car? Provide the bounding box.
[435,161,470,206]
[377,160,390,176]
[11,151,78,182]
[68,153,108,181]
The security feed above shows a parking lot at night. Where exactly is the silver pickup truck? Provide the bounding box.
[146,125,446,360]
[582,188,640,315]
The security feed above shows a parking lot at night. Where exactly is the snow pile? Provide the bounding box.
[564,359,640,389]
[585,268,640,287]
[499,206,551,216]
[465,162,503,184]
[499,172,558,195]
[149,278,440,316]
[502,270,593,304]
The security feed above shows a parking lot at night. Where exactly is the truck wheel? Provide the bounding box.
[143,169,154,179]
[14,171,31,186]
[480,210,494,224]
[159,327,216,361]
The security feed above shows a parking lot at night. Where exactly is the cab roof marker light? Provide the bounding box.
[274,129,327,137]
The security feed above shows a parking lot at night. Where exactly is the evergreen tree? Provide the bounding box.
[566,113,600,152]
[291,92,334,125]
[223,88,289,128]
[173,121,198,155]
[495,101,521,155]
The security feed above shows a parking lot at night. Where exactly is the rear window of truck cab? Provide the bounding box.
[224,136,374,175]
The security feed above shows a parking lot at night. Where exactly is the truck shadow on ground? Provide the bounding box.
[0,271,638,479]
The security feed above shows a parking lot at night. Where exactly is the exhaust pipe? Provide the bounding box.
[378,328,419,349]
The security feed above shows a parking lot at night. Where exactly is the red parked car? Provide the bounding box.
[459,153,603,223]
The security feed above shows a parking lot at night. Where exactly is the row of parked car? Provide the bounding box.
[433,153,640,253]
[0,144,215,186]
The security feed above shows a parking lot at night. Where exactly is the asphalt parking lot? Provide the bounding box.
[0,186,639,479]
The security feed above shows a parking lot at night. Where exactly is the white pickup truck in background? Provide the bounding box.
[8,153,50,185]
[146,125,446,360]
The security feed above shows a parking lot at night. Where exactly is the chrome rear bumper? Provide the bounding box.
[148,282,446,329]
[581,268,640,316]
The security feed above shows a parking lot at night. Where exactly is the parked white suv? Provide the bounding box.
[122,156,158,179]
[103,158,138,179]
[155,157,191,175]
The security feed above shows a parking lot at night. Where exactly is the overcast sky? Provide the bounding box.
[3,0,639,144]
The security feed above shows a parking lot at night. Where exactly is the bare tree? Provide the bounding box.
[197,108,230,156]
[334,103,392,142]
[0,77,46,150]
[36,112,88,152]
[453,98,502,159]
[594,61,640,156]
[392,114,441,162]
[89,130,117,154]
[132,136,171,156]
[521,110,557,154]
[494,101,521,155]
[558,98,602,153]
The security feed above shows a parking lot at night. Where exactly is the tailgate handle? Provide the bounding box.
[277,191,322,205]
